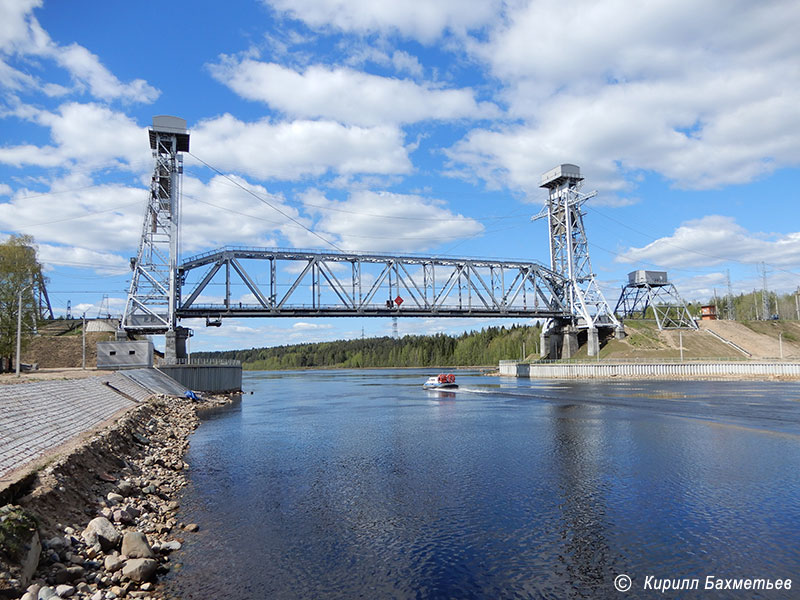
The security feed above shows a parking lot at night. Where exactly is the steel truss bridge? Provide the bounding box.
[122,117,622,358]
[175,247,569,320]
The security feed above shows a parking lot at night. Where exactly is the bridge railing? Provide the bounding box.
[160,357,241,367]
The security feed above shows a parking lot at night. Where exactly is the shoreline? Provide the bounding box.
[1,392,234,600]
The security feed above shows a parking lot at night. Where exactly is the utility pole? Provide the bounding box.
[760,262,769,320]
[795,288,800,320]
[779,332,783,360]
[15,289,23,377]
[82,313,86,370]
[679,331,684,362]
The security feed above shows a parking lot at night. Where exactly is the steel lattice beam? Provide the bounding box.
[176,247,569,320]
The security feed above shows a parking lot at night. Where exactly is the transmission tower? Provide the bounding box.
[725,269,735,320]
[122,116,189,334]
[532,164,620,355]
[760,262,770,320]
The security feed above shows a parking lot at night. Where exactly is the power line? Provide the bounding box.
[188,152,344,252]
[585,204,800,277]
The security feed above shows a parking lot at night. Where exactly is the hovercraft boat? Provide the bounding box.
[423,373,458,390]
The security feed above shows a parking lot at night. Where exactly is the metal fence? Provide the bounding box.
[160,357,241,367]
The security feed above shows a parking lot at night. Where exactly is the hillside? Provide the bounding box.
[20,323,114,369]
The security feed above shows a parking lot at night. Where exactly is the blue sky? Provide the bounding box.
[1,0,799,351]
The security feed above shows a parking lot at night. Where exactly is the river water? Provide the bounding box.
[164,370,800,599]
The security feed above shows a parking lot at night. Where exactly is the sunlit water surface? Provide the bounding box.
[164,370,800,599]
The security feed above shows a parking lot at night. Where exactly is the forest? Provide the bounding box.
[193,324,542,370]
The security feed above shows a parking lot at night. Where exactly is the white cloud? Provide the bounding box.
[0,102,149,171]
[264,0,501,43]
[208,60,498,126]
[0,0,40,49]
[446,0,800,193]
[292,322,333,330]
[191,113,412,180]
[617,215,800,269]
[0,179,145,254]
[298,188,484,252]
[53,43,159,103]
[391,51,423,78]
[0,0,159,102]
[37,243,128,274]
[181,174,296,252]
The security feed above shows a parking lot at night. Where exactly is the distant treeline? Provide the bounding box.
[193,324,542,370]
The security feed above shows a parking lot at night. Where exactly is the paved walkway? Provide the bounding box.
[0,369,189,481]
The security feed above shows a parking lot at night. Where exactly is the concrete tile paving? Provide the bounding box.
[0,377,145,479]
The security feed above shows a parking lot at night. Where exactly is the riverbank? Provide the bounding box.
[1,391,234,600]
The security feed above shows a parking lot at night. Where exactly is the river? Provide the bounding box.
[164,370,800,599]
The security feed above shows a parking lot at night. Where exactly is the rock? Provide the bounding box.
[51,564,69,584]
[160,540,181,552]
[112,509,133,525]
[120,532,153,559]
[0,505,42,592]
[76,582,91,594]
[121,558,157,582]
[106,493,124,506]
[140,582,154,592]
[104,554,124,573]
[109,585,123,596]
[55,584,75,597]
[82,518,120,552]
[38,586,57,599]
[45,537,66,552]
[183,523,199,533]
[21,592,36,600]
[90,592,103,600]
[65,566,84,581]
[117,481,135,497]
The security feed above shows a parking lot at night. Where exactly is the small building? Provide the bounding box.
[700,304,718,320]
[97,340,154,369]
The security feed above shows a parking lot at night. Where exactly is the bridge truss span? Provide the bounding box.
[177,247,569,320]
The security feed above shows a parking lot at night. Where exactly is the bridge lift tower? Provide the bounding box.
[532,164,623,358]
[121,116,191,360]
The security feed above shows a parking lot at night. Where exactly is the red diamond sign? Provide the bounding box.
[395,295,404,306]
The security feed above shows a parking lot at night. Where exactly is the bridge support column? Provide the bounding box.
[165,326,190,362]
[587,327,599,357]
[540,327,562,359]
[561,326,579,359]
[615,325,626,340]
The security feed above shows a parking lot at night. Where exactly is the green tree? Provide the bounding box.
[0,235,45,370]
